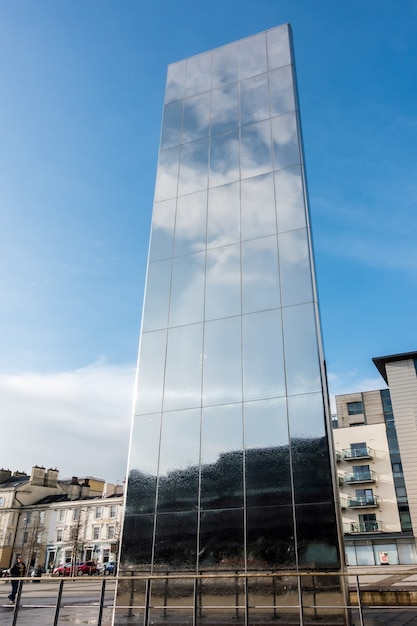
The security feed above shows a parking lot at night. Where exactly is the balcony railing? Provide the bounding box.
[342,446,373,460]
[345,469,376,484]
[347,496,378,508]
[344,520,383,533]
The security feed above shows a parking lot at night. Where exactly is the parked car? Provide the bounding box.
[53,561,97,576]
[98,562,116,575]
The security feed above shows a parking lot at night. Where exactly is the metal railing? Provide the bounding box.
[341,447,373,460]
[345,469,376,484]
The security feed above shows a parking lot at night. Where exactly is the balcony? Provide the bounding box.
[344,520,383,534]
[347,496,379,508]
[345,469,376,484]
[342,446,373,460]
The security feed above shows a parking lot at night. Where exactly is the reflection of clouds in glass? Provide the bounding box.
[158,409,200,474]
[165,60,186,104]
[129,414,161,475]
[212,42,238,89]
[161,101,183,149]
[244,397,288,449]
[135,330,167,415]
[282,303,321,396]
[242,236,280,313]
[185,51,211,97]
[288,392,325,439]
[279,228,313,306]
[163,324,203,411]
[267,25,291,70]
[154,147,180,202]
[270,65,295,117]
[174,191,207,256]
[141,259,171,332]
[239,32,267,79]
[169,252,205,326]
[205,244,241,320]
[201,404,242,464]
[241,74,270,125]
[275,167,306,233]
[209,130,240,187]
[149,199,176,261]
[272,112,300,171]
[178,138,209,195]
[183,92,210,142]
[203,317,242,406]
[207,182,240,248]
[211,83,239,135]
[241,119,273,179]
[241,173,276,240]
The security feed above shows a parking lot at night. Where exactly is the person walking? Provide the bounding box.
[8,556,26,604]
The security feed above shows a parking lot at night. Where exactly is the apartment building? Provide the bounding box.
[334,351,417,567]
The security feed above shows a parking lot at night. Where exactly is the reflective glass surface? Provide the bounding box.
[121,24,342,591]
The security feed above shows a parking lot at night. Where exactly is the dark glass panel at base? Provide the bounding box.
[125,469,157,514]
[198,508,244,570]
[246,505,296,570]
[120,514,154,571]
[295,503,341,569]
[157,465,199,512]
[200,450,244,510]
[300,574,346,624]
[291,436,334,504]
[245,445,292,507]
[153,511,198,571]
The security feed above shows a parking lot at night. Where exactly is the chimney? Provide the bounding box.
[30,466,46,486]
[45,468,59,488]
[80,479,90,499]
[68,477,81,501]
[0,469,11,483]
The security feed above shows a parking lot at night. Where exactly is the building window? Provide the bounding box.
[355,488,374,505]
[348,401,363,415]
[23,531,28,543]
[37,531,42,543]
[350,442,367,457]
[56,529,63,542]
[110,505,117,518]
[25,512,32,523]
[0,497,4,507]
[103,548,110,563]
[107,526,115,540]
[359,513,378,532]
[58,510,66,522]
[40,511,45,523]
[73,509,80,521]
[95,507,102,520]
[93,526,100,540]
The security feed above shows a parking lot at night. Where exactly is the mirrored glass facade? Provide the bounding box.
[117,24,345,625]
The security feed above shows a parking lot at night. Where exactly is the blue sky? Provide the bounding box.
[0,1,416,482]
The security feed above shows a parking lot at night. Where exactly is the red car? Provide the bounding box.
[53,561,97,576]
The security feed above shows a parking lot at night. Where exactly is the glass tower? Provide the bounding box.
[117,23,345,625]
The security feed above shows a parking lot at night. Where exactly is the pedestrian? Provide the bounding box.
[8,556,26,604]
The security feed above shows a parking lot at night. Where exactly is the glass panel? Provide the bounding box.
[211,83,239,135]
[275,166,306,234]
[266,25,291,70]
[212,41,239,89]
[205,243,241,320]
[202,317,242,406]
[165,60,186,104]
[201,404,243,510]
[278,228,313,307]
[271,112,300,171]
[207,182,240,248]
[288,392,325,440]
[240,74,270,126]
[178,137,209,195]
[246,505,296,569]
[173,190,207,256]
[169,252,205,326]
[345,545,357,566]
[209,129,240,187]
[198,509,244,570]
[372,543,399,566]
[114,577,147,619]
[149,198,176,261]
[141,259,171,332]
[398,541,417,564]
[282,303,321,396]
[120,514,154,570]
[241,120,273,179]
[245,398,291,508]
[242,236,280,314]
[240,172,276,241]
[182,91,210,142]
[296,503,340,568]
[247,575,299,623]
[160,101,183,149]
[163,324,203,411]
[239,32,267,79]
[135,330,167,415]
[126,414,160,513]
[153,512,198,570]
[242,310,285,401]
[185,51,212,98]
[301,574,345,622]
[269,65,295,117]
[154,146,180,202]
[355,544,375,566]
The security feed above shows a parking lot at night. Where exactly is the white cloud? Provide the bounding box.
[0,361,136,485]
[327,370,387,413]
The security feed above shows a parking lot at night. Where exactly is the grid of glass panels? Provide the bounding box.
[121,24,341,584]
